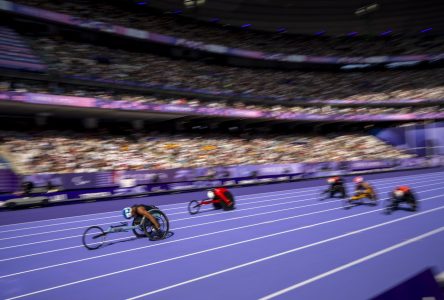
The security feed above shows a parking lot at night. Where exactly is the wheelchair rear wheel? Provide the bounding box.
[143,209,170,240]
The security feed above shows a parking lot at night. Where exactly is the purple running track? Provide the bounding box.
[0,168,443,299]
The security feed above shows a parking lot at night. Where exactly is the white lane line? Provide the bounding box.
[0,194,329,261]
[0,172,442,241]
[0,187,325,234]
[0,191,366,250]
[0,195,366,253]
[0,174,439,241]
[0,177,442,255]
[0,172,403,233]
[170,178,443,222]
[0,235,98,251]
[173,185,444,229]
[0,183,324,229]
[3,182,444,263]
[1,192,443,282]
[0,191,323,241]
[0,184,326,232]
[1,171,440,229]
[128,225,444,300]
[259,227,444,300]
[159,170,438,213]
[6,199,444,300]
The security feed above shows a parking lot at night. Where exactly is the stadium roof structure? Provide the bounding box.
[148,0,444,35]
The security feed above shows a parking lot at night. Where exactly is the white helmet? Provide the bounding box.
[394,190,404,198]
[353,176,364,184]
[122,207,132,219]
[207,190,215,199]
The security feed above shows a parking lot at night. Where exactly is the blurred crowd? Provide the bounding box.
[0,130,413,174]
[1,1,440,176]
[3,79,444,116]
[26,37,444,101]
[14,0,444,56]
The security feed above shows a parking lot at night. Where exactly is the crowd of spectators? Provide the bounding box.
[14,0,444,56]
[3,78,444,117]
[0,130,413,174]
[1,2,440,176]
[27,36,444,102]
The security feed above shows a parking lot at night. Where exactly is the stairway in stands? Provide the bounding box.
[0,26,47,72]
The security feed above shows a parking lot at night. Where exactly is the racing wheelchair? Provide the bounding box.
[320,177,347,200]
[188,187,235,215]
[82,206,169,250]
[343,189,378,209]
[384,186,418,215]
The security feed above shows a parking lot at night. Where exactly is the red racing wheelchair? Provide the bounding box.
[188,187,236,215]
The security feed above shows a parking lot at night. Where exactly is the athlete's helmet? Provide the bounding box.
[353,176,364,184]
[122,207,132,219]
[327,177,335,184]
[207,190,215,199]
[394,189,404,198]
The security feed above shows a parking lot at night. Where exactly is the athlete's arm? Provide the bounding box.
[136,206,160,230]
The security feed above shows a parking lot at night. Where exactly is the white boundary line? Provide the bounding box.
[0,183,325,229]
[259,226,444,300]
[0,171,442,237]
[2,183,443,261]
[0,188,326,234]
[0,174,441,252]
[0,191,325,241]
[6,199,444,300]
[0,193,377,250]
[0,191,323,240]
[0,184,328,231]
[0,173,408,232]
[1,171,441,229]
[0,173,440,243]
[129,225,444,300]
[1,192,443,281]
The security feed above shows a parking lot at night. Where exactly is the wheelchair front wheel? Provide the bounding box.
[383,199,393,214]
[188,200,201,215]
[342,198,354,210]
[82,226,107,250]
[132,217,146,238]
[369,199,378,206]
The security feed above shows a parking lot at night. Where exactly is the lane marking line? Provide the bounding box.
[1,171,440,229]
[2,193,443,298]
[7,200,444,300]
[259,227,444,300]
[1,173,438,240]
[0,186,337,233]
[2,183,443,262]
[126,220,444,299]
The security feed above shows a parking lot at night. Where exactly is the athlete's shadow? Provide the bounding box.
[134,231,175,242]
[344,201,378,209]
[191,207,231,215]
[384,206,417,214]
[165,231,175,238]
[199,208,222,214]
[319,196,347,201]
[102,237,138,248]
[98,232,175,249]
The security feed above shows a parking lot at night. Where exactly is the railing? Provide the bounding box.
[2,91,444,122]
[1,156,443,206]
